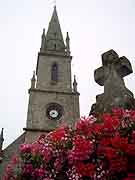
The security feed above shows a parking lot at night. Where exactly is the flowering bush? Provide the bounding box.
[3,109,135,180]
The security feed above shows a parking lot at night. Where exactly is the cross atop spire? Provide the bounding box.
[53,0,56,7]
[44,6,66,54]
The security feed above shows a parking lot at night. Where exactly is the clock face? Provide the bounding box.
[49,110,59,118]
[46,103,63,120]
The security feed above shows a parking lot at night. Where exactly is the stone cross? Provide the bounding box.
[90,49,135,114]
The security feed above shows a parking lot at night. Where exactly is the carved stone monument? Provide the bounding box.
[90,49,135,114]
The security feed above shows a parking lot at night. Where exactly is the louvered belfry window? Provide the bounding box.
[51,63,58,82]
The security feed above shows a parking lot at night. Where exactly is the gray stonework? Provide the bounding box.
[0,6,80,177]
[90,49,135,114]
[25,6,80,142]
[25,7,80,142]
[26,90,79,130]
[25,58,80,143]
[40,6,70,56]
[45,6,66,53]
[36,54,72,92]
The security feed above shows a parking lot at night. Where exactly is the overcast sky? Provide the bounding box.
[0,0,135,147]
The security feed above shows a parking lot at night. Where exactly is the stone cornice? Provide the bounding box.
[23,128,53,133]
[28,88,80,96]
[38,51,72,59]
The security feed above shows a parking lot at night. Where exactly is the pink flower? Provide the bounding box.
[69,135,93,162]
[32,168,45,177]
[23,164,33,175]
[41,145,53,162]
[31,142,43,155]
[5,164,13,175]
[11,155,19,165]
[54,158,63,171]
[20,144,32,153]
[4,109,135,180]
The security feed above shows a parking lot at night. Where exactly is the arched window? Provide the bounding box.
[51,63,58,82]
[54,43,56,50]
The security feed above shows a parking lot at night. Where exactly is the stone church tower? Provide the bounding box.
[24,6,80,143]
[0,6,80,177]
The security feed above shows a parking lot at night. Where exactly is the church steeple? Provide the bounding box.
[25,6,80,143]
[42,6,66,54]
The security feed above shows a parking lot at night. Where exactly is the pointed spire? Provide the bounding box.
[0,128,4,151]
[66,32,70,55]
[40,28,46,52]
[45,6,66,53]
[73,75,78,93]
[31,71,36,89]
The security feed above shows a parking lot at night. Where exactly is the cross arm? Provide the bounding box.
[94,66,104,86]
[118,56,133,78]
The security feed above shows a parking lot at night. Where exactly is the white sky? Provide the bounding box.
[0,0,135,147]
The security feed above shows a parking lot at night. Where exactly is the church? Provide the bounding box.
[0,6,80,177]
[1,3,135,179]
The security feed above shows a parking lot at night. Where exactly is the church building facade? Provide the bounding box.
[0,6,80,177]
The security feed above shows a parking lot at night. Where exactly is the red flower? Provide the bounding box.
[126,144,135,157]
[75,116,94,136]
[109,157,127,173]
[123,173,135,180]
[105,147,118,160]
[92,123,104,134]
[76,162,95,177]
[111,134,128,152]
[112,108,123,117]
[130,110,135,120]
[4,108,135,180]
[100,137,111,146]
[49,127,66,142]
[131,131,135,143]
[69,135,93,162]
[102,113,120,131]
